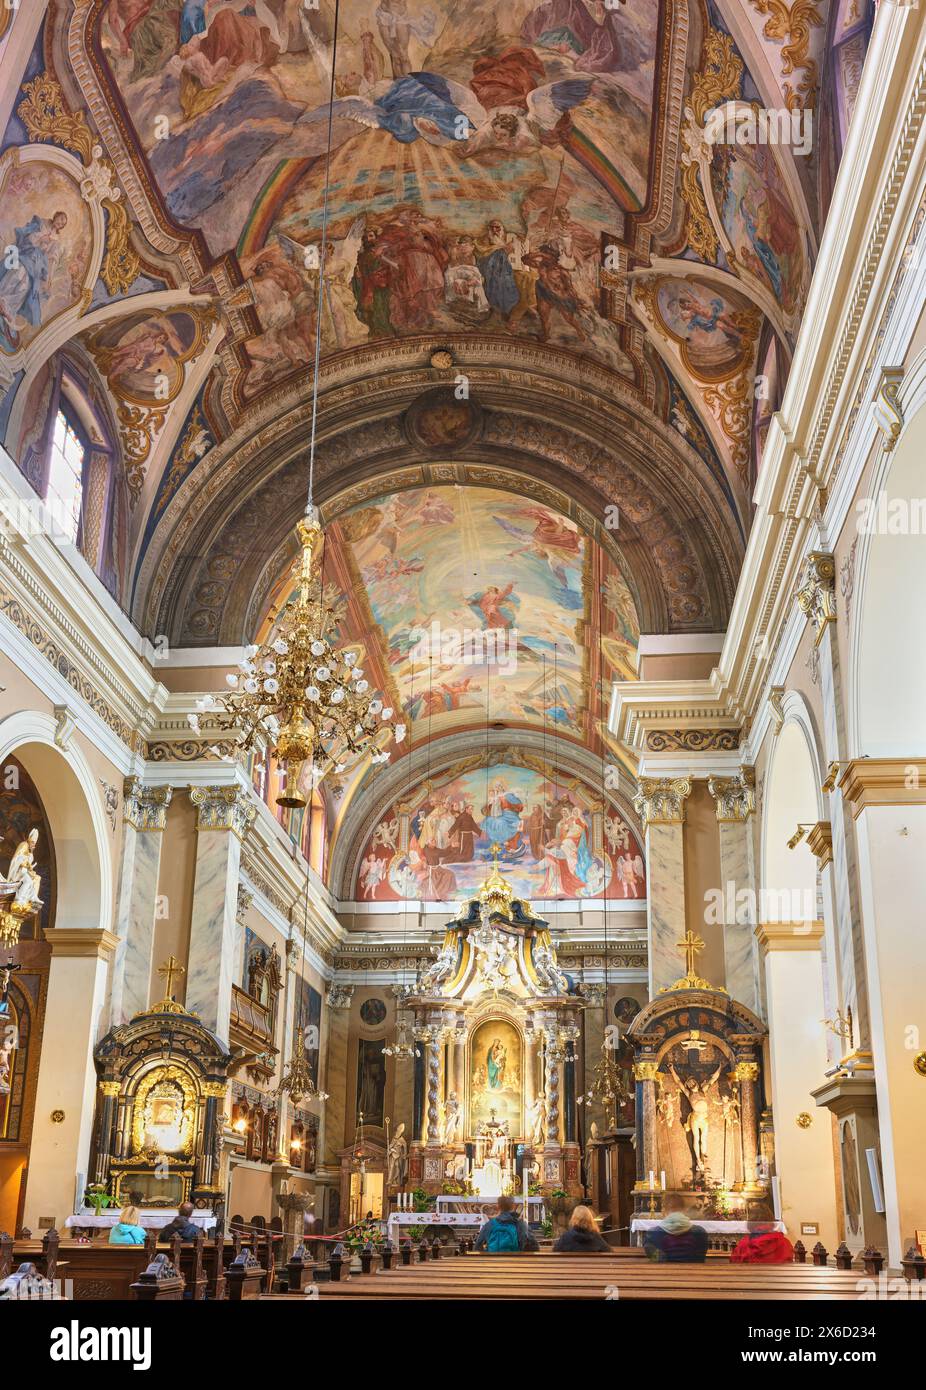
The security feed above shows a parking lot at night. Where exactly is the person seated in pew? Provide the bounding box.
[730,1203,794,1264]
[109,1205,147,1246]
[553,1205,611,1252]
[474,1194,540,1253]
[643,1194,708,1263]
[159,1201,199,1242]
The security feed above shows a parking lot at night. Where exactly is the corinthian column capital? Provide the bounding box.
[189,784,257,840]
[633,776,691,827]
[123,778,173,831]
[708,767,756,822]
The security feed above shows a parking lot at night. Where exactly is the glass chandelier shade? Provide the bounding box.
[188,512,406,805]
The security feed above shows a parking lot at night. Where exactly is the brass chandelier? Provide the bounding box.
[187,0,403,808]
[190,512,404,807]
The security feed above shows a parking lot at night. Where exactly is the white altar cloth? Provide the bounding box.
[65,1211,216,1231]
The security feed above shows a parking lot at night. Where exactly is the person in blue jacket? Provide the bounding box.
[109,1205,148,1245]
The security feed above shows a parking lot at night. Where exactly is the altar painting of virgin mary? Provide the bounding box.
[469,1019,522,1136]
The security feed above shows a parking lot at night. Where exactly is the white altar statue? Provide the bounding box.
[1,829,43,912]
[387,1121,408,1186]
[442,1091,461,1144]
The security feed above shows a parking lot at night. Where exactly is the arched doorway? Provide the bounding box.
[0,714,111,1231]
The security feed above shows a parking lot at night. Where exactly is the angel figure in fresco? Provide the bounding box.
[372,816,399,853]
[603,814,630,855]
[359,852,387,900]
[615,850,645,898]
[493,504,582,595]
[276,221,368,350]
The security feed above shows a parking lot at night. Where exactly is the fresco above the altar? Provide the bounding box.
[356,759,646,902]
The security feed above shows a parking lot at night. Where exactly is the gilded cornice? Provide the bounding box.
[839,759,926,818]
[755,920,825,953]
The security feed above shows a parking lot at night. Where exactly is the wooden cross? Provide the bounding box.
[158,954,185,1000]
[677,931,705,979]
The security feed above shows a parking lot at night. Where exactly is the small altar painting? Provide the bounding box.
[292,977,322,1086]
[356,1038,387,1127]
[469,1019,522,1136]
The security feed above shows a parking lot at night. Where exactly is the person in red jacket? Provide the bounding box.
[731,1203,794,1263]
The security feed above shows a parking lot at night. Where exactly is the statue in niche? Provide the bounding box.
[442,1091,461,1144]
[669,1060,721,1174]
[0,829,43,912]
[419,936,457,993]
[527,1094,546,1148]
[387,1121,408,1187]
[719,1091,739,1128]
[656,1083,677,1129]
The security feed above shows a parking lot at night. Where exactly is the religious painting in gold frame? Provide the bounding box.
[469,1019,522,1137]
[130,1065,197,1157]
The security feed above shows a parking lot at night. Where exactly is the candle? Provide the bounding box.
[771,1176,782,1222]
[648,1170,654,1190]
[660,1171,666,1191]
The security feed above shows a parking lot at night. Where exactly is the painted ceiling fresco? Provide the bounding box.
[0,0,869,608]
[256,482,639,743]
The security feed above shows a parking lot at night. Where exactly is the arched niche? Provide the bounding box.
[760,713,822,923]
[0,714,110,935]
[855,396,926,756]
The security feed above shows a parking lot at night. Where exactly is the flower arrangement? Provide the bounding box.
[343,1218,385,1252]
[84,1184,111,1216]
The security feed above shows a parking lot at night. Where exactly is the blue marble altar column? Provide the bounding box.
[186,786,256,1046]
[708,769,759,1011]
[633,778,691,996]
[110,779,173,1024]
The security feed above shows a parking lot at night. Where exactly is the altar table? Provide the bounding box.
[65,1211,217,1232]
[434,1195,546,1217]
[385,1211,485,1243]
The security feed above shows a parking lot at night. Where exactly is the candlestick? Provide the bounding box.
[771,1176,782,1222]
[660,1171,666,1191]
[648,1170,654,1190]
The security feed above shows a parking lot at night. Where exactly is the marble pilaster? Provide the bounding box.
[110,779,172,1024]
[634,778,691,996]
[322,984,353,1165]
[708,770,759,1011]
[797,553,870,1053]
[186,786,256,1045]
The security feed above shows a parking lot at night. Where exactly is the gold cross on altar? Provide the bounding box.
[677,931,705,979]
[158,954,185,999]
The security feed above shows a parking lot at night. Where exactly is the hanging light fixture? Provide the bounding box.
[188,0,404,807]
[279,845,330,1107]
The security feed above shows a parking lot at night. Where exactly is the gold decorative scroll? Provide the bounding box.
[681,31,744,263]
[748,0,824,111]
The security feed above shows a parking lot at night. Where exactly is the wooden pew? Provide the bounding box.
[298,1251,868,1302]
[11,1233,159,1300]
[162,1230,206,1300]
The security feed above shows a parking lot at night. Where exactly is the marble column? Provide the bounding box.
[23,928,119,1230]
[390,986,416,1141]
[708,769,759,1011]
[633,778,691,995]
[797,553,870,1053]
[186,786,257,1046]
[110,779,173,1024]
[425,1026,443,1147]
[322,984,353,1166]
[581,984,607,1134]
[633,1058,659,1190]
[93,1081,121,1185]
[733,1056,760,1188]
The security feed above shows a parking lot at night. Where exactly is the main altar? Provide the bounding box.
[394,855,584,1197]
